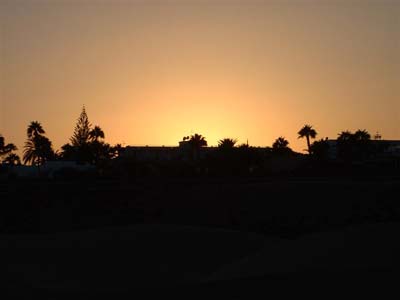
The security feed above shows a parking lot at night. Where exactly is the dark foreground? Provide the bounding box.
[2,222,400,298]
[1,176,400,297]
[2,176,400,235]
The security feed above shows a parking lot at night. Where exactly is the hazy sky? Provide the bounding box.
[1,0,399,153]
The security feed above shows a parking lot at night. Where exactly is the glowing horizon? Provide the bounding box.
[1,1,399,155]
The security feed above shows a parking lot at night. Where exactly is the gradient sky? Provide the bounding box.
[1,0,399,153]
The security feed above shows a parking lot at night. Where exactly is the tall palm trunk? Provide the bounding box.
[306,135,311,154]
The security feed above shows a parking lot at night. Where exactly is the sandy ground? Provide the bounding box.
[2,222,400,297]
[0,225,268,292]
[208,222,400,280]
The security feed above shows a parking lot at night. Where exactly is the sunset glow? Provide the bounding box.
[1,0,399,153]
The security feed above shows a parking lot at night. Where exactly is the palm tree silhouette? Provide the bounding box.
[337,130,353,142]
[189,134,208,149]
[188,134,207,161]
[354,129,371,141]
[337,129,371,161]
[23,122,54,166]
[218,138,237,149]
[272,137,289,150]
[272,136,292,155]
[89,125,105,142]
[27,121,45,139]
[298,125,317,154]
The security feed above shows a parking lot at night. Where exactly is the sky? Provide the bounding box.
[1,0,399,154]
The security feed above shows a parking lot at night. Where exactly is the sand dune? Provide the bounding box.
[2,222,400,295]
[207,222,400,282]
[1,225,268,292]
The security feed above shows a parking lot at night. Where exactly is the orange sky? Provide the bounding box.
[1,0,399,153]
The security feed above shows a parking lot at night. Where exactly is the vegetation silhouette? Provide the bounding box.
[0,135,19,165]
[337,129,372,162]
[0,106,398,179]
[309,138,330,160]
[70,106,91,147]
[27,121,45,139]
[61,107,116,165]
[3,153,21,166]
[218,138,237,149]
[272,137,292,155]
[188,133,207,161]
[89,125,105,142]
[298,125,317,154]
[188,133,207,148]
[23,121,55,166]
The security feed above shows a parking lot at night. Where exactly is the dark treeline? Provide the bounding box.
[0,108,399,179]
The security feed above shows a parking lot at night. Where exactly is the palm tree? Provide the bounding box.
[337,130,353,142]
[23,138,38,165]
[218,138,237,149]
[337,130,371,161]
[272,137,292,155]
[23,135,53,165]
[189,134,208,148]
[89,125,105,142]
[337,131,354,161]
[188,133,207,161]
[23,122,54,166]
[354,129,371,141]
[27,121,45,139]
[272,137,289,150]
[353,129,371,160]
[298,125,317,154]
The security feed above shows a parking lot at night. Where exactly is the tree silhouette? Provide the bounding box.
[27,121,45,139]
[110,143,123,159]
[310,138,330,160]
[298,125,317,154]
[63,107,92,163]
[337,130,353,142]
[189,134,207,149]
[337,129,371,162]
[61,107,116,165]
[3,153,21,165]
[0,135,17,160]
[337,131,354,161]
[272,137,291,155]
[354,129,371,141]
[188,134,207,161]
[70,106,91,147]
[272,136,289,149]
[23,122,54,165]
[89,125,105,142]
[218,138,237,149]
